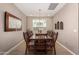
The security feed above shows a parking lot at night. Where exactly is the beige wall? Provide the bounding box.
[0,3,26,54]
[52,3,78,54]
[27,16,53,33]
[78,3,79,54]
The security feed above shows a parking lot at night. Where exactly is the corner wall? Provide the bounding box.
[52,3,78,54]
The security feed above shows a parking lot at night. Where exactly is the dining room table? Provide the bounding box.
[29,33,53,54]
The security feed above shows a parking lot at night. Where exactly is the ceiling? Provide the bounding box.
[14,3,66,17]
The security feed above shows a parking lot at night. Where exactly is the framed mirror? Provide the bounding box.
[4,12,22,32]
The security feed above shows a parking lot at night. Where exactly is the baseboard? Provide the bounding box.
[3,40,24,55]
[56,41,76,55]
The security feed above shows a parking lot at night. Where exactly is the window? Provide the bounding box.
[33,19,46,28]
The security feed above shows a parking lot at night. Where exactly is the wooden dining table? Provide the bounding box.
[30,34,52,39]
[29,34,53,54]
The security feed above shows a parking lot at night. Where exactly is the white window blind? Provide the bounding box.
[33,19,46,28]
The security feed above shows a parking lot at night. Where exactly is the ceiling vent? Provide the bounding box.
[48,3,59,10]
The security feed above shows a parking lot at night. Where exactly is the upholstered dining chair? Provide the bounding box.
[46,32,58,55]
[26,30,33,37]
[53,32,58,55]
[47,31,54,37]
[23,32,34,54]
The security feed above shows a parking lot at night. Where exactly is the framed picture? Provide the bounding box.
[60,21,63,30]
[4,12,22,32]
[57,21,59,30]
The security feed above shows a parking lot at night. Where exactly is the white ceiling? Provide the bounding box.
[14,3,66,17]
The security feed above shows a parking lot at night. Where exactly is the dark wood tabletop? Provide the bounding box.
[29,34,52,40]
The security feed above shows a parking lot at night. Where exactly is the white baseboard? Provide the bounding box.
[56,41,76,55]
[4,40,24,55]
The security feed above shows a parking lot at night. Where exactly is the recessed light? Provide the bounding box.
[48,3,59,10]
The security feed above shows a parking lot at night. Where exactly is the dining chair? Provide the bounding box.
[53,32,58,55]
[23,32,35,54]
[26,30,33,37]
[34,39,46,54]
[47,31,54,37]
[46,32,58,55]
[23,32,28,54]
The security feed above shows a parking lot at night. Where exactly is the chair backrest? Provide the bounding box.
[23,32,28,42]
[47,31,54,37]
[23,32,25,39]
[26,30,33,37]
[53,32,58,43]
[23,31,33,42]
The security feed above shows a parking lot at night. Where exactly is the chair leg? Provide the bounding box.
[25,48,27,55]
[25,47,27,55]
[25,50,27,54]
[53,45,56,55]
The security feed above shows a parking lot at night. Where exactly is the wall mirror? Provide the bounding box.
[4,12,22,32]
